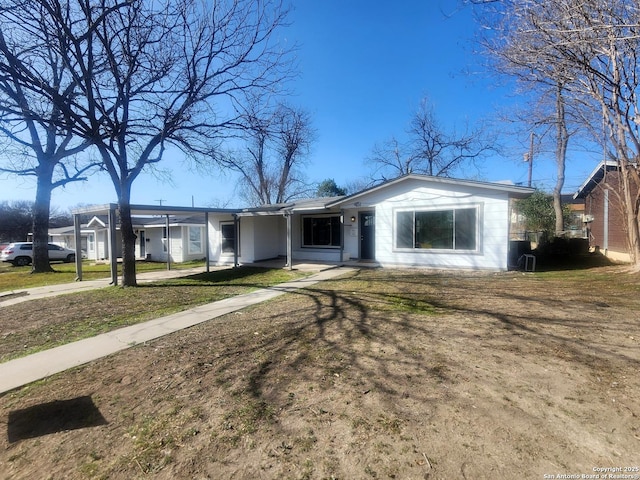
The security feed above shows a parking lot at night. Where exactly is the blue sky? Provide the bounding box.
[1,1,600,211]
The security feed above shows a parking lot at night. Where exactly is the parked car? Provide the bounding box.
[0,242,76,266]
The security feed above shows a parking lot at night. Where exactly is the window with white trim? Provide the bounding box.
[188,226,203,254]
[220,222,236,254]
[302,215,341,248]
[162,226,168,252]
[395,207,478,251]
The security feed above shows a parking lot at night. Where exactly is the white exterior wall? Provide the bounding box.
[278,216,288,257]
[238,216,256,263]
[96,230,109,260]
[169,226,183,262]
[251,216,281,261]
[144,229,164,261]
[348,179,511,270]
[208,213,237,265]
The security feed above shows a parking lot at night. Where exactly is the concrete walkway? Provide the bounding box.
[0,266,354,394]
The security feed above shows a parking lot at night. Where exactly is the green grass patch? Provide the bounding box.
[0,259,206,293]
[0,267,307,363]
[377,294,438,314]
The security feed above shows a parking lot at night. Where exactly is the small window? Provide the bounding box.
[396,207,478,251]
[221,222,236,254]
[188,227,203,254]
[302,215,341,248]
[162,227,168,252]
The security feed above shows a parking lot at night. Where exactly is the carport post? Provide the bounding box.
[285,211,292,271]
[205,211,210,273]
[73,213,83,281]
[339,209,345,264]
[166,214,171,271]
[233,214,239,268]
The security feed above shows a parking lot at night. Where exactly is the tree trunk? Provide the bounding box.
[553,85,568,236]
[118,183,138,287]
[619,163,640,265]
[31,162,55,273]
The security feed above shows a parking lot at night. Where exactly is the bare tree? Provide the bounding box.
[369,98,494,182]
[476,0,585,235]
[272,103,315,203]
[223,99,315,206]
[6,0,293,285]
[0,0,98,272]
[368,136,414,181]
[478,0,640,265]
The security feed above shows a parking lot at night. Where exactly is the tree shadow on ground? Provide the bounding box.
[218,267,639,414]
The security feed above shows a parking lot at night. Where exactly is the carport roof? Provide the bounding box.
[71,203,238,216]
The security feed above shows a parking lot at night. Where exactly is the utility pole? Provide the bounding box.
[524,132,535,187]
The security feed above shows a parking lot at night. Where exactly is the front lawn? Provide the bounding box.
[0,266,306,362]
[0,259,206,292]
[1,266,639,479]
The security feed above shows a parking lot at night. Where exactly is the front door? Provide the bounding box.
[360,212,375,260]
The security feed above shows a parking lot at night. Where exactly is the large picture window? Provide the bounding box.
[302,215,341,248]
[396,207,478,251]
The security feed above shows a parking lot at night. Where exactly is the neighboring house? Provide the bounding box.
[52,213,208,263]
[70,175,533,284]
[47,225,91,256]
[134,214,208,263]
[574,160,635,262]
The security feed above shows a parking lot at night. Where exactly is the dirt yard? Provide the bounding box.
[1,266,639,479]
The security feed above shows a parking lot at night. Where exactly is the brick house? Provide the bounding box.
[574,160,637,262]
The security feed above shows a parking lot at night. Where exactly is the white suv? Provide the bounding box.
[0,242,76,267]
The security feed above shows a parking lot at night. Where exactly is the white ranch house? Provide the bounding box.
[69,175,533,284]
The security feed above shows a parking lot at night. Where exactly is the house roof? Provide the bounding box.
[326,174,534,207]
[237,196,346,216]
[573,160,619,199]
[87,215,108,228]
[48,226,76,235]
[70,175,534,220]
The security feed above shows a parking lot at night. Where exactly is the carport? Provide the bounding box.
[71,204,237,285]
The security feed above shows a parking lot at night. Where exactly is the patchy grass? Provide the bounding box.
[0,260,205,293]
[0,266,307,362]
